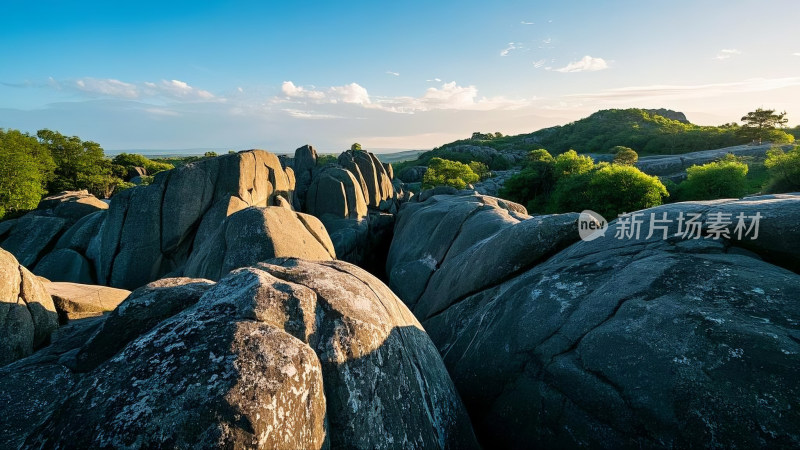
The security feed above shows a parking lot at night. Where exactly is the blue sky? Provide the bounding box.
[1,0,799,153]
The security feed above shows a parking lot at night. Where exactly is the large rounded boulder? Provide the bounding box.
[404,194,800,448]
[12,259,478,449]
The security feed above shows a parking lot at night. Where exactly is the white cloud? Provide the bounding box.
[386,71,400,76]
[552,56,609,73]
[75,78,139,98]
[282,109,343,120]
[426,78,442,82]
[521,20,534,25]
[500,42,521,56]
[714,49,741,60]
[793,52,800,57]
[275,80,527,114]
[533,59,547,69]
[281,81,326,100]
[70,77,215,101]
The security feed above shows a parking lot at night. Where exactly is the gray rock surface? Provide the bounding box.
[96,149,295,289]
[0,249,59,366]
[306,165,367,220]
[635,143,794,180]
[417,195,800,448]
[5,259,477,449]
[184,206,336,280]
[33,249,95,284]
[292,144,317,211]
[46,281,131,322]
[387,193,536,310]
[1,215,66,267]
[338,150,394,208]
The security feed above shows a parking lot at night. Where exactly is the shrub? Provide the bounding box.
[612,146,638,165]
[553,150,594,178]
[764,145,800,192]
[0,129,55,219]
[422,157,480,190]
[674,154,749,201]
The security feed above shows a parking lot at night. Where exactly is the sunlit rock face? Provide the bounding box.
[3,259,478,449]
[390,193,800,448]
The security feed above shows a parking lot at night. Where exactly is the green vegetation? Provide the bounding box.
[739,108,789,144]
[350,143,363,151]
[37,129,121,198]
[501,148,667,218]
[612,146,638,165]
[0,129,55,219]
[671,155,749,201]
[422,158,480,190]
[112,153,174,175]
[316,154,338,166]
[764,145,800,192]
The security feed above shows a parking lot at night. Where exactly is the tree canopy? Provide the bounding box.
[422,157,480,190]
[739,108,789,144]
[764,145,800,193]
[612,146,639,165]
[0,129,55,219]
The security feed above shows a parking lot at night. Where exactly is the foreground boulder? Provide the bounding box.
[3,259,477,448]
[45,282,131,322]
[411,194,800,448]
[0,249,59,366]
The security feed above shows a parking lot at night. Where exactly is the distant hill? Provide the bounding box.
[437,108,751,156]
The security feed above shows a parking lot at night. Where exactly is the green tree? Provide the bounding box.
[612,146,638,165]
[422,157,480,190]
[500,149,556,211]
[764,145,800,192]
[37,129,116,197]
[674,154,749,200]
[739,108,789,144]
[0,129,55,219]
[204,151,218,158]
[350,143,363,151]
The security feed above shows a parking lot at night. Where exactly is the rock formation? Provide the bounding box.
[389,192,800,448]
[1,259,478,449]
[292,144,318,211]
[0,249,59,365]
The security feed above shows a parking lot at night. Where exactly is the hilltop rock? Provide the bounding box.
[292,144,318,211]
[34,190,109,225]
[9,259,477,449]
[338,149,394,208]
[414,194,800,448]
[95,149,295,290]
[183,206,336,280]
[306,165,368,220]
[0,249,59,366]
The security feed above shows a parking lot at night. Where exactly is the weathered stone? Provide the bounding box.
[420,195,800,448]
[46,282,131,322]
[306,165,368,220]
[16,259,477,449]
[184,206,335,281]
[1,215,66,267]
[292,144,317,211]
[126,166,147,180]
[74,277,214,372]
[33,249,95,284]
[0,249,58,366]
[36,190,108,225]
[338,149,394,208]
[54,210,105,253]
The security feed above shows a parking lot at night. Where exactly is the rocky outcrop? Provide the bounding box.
[0,191,108,276]
[34,249,95,284]
[387,192,548,310]
[95,149,295,290]
[306,165,368,220]
[183,206,336,280]
[395,194,800,448]
[397,165,428,183]
[3,259,478,448]
[338,149,394,208]
[45,282,131,322]
[292,144,317,211]
[0,249,59,366]
[472,169,519,196]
